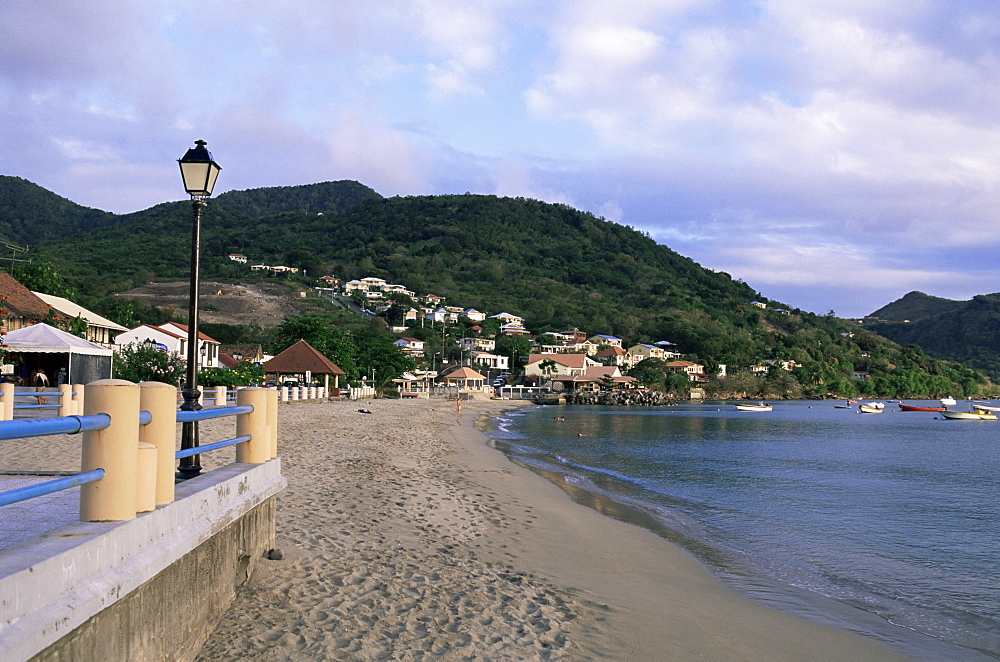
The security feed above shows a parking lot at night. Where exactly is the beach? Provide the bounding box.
[190,397,905,661]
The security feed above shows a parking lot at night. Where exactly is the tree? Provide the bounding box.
[275,314,360,382]
[11,260,76,298]
[354,334,416,395]
[495,335,532,371]
[199,361,266,387]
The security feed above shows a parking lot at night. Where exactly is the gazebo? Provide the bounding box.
[438,366,487,391]
[1,322,113,384]
[262,340,346,393]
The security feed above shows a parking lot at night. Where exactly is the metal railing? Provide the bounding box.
[0,381,278,521]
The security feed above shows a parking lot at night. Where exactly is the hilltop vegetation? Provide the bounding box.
[868,292,1000,381]
[0,176,993,398]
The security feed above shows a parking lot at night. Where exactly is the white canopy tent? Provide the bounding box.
[2,323,114,384]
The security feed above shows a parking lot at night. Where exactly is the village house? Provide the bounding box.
[469,351,509,371]
[587,334,623,348]
[462,308,486,322]
[594,345,631,367]
[664,360,708,383]
[490,312,525,326]
[458,337,496,352]
[422,294,445,307]
[316,275,339,287]
[227,253,248,263]
[393,337,426,357]
[33,292,128,349]
[114,323,188,358]
[0,270,57,332]
[552,366,637,392]
[628,343,668,362]
[524,353,601,379]
[500,321,530,336]
[158,322,222,368]
[218,344,265,364]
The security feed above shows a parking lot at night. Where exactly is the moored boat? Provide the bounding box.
[939,410,997,421]
[858,403,883,414]
[899,403,947,412]
[940,397,957,406]
[735,403,772,412]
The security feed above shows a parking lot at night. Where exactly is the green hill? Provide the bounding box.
[0,175,118,246]
[868,293,1000,381]
[868,291,966,322]
[3,179,992,398]
[213,181,382,217]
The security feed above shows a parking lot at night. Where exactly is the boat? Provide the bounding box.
[858,403,883,414]
[940,397,957,406]
[940,410,997,420]
[899,403,947,412]
[971,402,1000,412]
[735,403,772,412]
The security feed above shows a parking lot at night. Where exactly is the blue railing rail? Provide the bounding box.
[0,470,106,508]
[0,381,278,522]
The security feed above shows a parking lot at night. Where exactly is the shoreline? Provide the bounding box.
[194,398,906,660]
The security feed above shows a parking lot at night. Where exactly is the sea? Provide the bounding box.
[485,400,1000,661]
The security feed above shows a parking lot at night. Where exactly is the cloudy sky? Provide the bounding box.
[2,1,998,317]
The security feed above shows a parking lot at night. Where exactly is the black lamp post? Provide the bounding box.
[176,140,221,480]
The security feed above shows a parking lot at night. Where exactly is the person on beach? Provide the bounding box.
[32,368,49,405]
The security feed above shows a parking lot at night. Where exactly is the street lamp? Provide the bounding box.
[176,140,221,480]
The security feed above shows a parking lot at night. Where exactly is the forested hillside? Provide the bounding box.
[0,176,117,246]
[869,293,1000,381]
[5,179,993,398]
[214,181,382,217]
[868,291,966,322]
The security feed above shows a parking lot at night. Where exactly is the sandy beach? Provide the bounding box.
[187,397,904,661]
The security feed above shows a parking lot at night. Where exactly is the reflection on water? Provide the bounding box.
[489,402,1000,662]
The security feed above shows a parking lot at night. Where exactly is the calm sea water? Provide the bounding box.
[487,401,1000,661]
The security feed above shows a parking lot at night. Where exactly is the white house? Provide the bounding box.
[470,351,509,371]
[459,337,495,352]
[394,337,426,357]
[462,308,486,322]
[115,324,188,358]
[158,322,222,368]
[490,312,525,326]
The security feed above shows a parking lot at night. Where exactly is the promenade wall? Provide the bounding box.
[0,460,285,661]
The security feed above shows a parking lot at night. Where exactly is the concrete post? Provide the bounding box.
[214,385,227,408]
[280,386,288,403]
[72,384,85,418]
[136,442,157,513]
[267,387,278,458]
[57,384,73,417]
[80,380,140,522]
[290,387,300,402]
[0,383,13,421]
[139,381,178,505]
[235,388,270,464]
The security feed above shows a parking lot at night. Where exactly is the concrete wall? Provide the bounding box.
[0,460,285,662]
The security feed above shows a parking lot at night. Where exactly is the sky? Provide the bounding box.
[2,1,998,318]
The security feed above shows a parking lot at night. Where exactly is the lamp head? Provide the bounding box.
[178,139,221,198]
